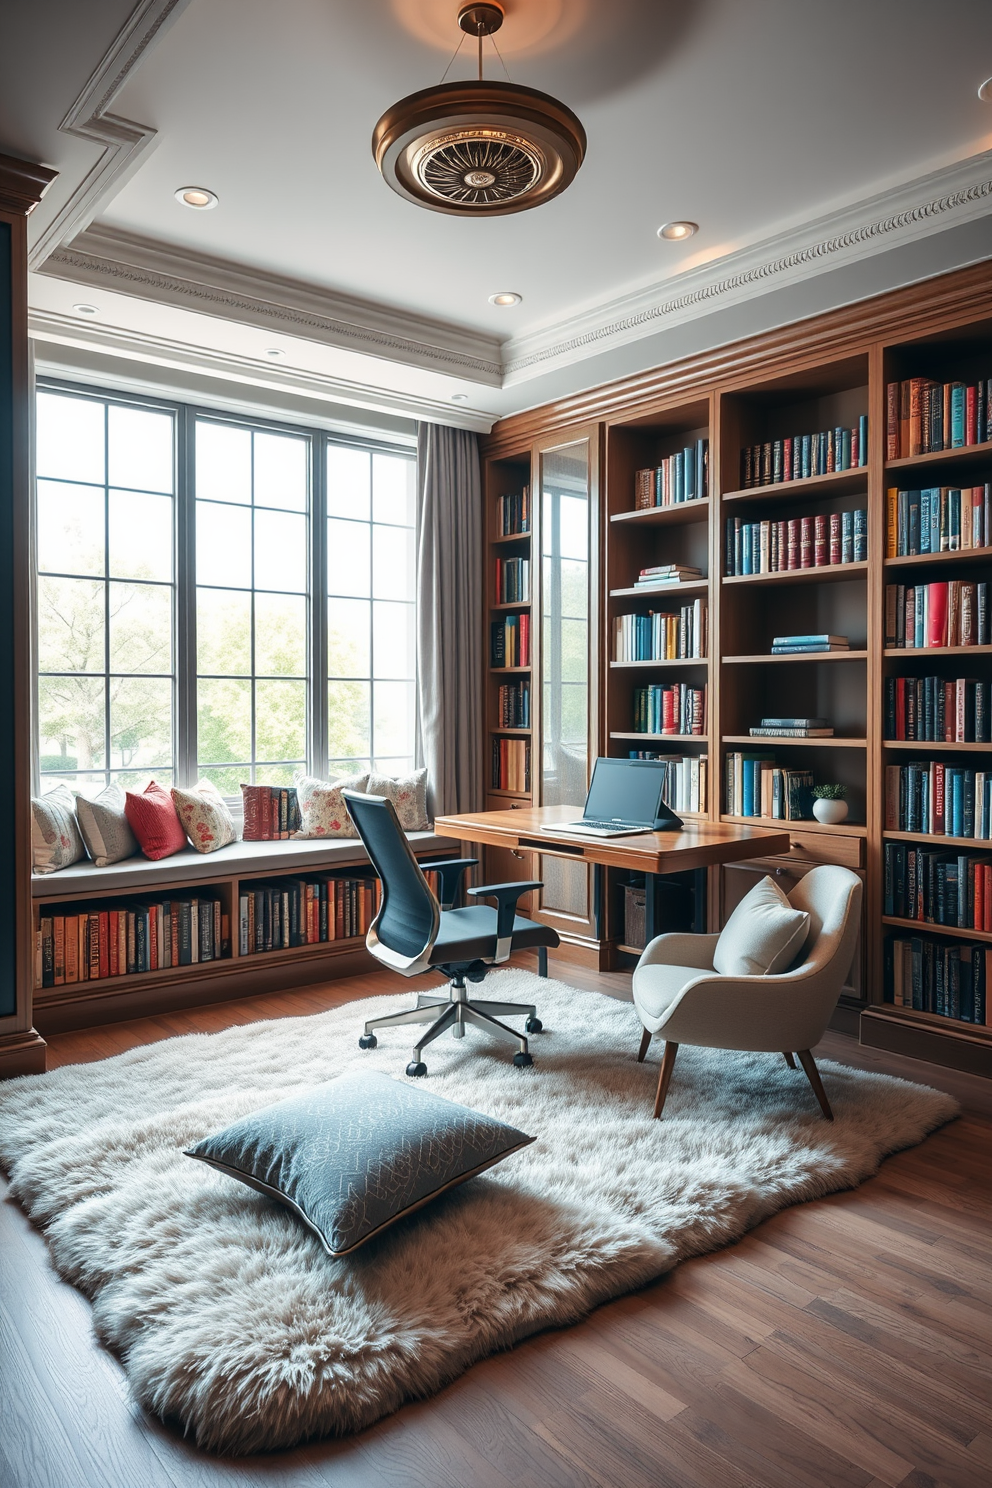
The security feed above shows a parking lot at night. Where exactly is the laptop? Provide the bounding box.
[541,757,684,837]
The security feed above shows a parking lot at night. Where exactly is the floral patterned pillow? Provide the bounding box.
[365,768,430,832]
[171,779,238,855]
[293,773,369,839]
[31,784,85,874]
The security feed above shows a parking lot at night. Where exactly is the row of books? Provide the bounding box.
[630,563,703,590]
[884,581,990,649]
[884,676,990,744]
[496,487,530,537]
[885,935,989,1024]
[885,378,992,460]
[725,754,813,820]
[627,751,708,814]
[238,874,380,954]
[631,683,706,735]
[490,612,530,668]
[884,762,991,839]
[740,418,868,488]
[725,510,866,575]
[770,633,850,655]
[634,439,709,508]
[883,842,992,931]
[496,679,530,729]
[885,486,991,556]
[35,895,227,988]
[492,737,530,793]
[495,557,530,605]
[613,601,707,662]
[241,785,301,841]
[749,716,834,738]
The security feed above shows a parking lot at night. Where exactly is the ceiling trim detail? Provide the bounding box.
[27,0,194,270]
[500,149,992,384]
[29,308,497,432]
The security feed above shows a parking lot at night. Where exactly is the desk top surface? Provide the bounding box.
[434,805,791,874]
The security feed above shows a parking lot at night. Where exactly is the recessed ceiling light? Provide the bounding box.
[658,221,698,241]
[489,292,522,307]
[175,186,218,210]
[72,303,99,316]
[264,348,285,359]
[450,392,470,402]
[980,77,992,101]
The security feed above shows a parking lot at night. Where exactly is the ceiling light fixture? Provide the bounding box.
[175,186,218,210]
[264,348,285,359]
[373,3,585,217]
[450,392,470,402]
[72,303,99,316]
[979,77,992,101]
[658,221,698,241]
[489,291,521,306]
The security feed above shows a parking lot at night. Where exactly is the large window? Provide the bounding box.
[34,384,417,797]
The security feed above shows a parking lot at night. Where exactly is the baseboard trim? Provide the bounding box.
[0,1028,48,1078]
[860,1008,992,1078]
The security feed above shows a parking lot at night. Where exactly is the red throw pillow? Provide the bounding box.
[125,780,187,861]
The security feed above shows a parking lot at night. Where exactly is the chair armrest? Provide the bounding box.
[651,961,840,1052]
[467,880,543,963]
[423,857,478,909]
[639,931,720,971]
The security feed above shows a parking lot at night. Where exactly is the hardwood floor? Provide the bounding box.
[2,958,990,1488]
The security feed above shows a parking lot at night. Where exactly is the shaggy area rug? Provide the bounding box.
[0,970,957,1455]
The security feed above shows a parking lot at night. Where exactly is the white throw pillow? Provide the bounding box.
[74,781,138,867]
[293,773,369,839]
[365,768,430,832]
[31,784,85,874]
[171,779,238,854]
[712,875,810,978]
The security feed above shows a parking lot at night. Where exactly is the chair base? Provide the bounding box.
[361,974,540,1073]
[638,1030,834,1121]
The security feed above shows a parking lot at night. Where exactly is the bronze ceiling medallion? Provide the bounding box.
[372,4,585,217]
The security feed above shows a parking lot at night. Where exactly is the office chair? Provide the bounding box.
[343,789,559,1076]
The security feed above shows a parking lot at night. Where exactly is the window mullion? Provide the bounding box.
[175,406,197,787]
[310,434,328,779]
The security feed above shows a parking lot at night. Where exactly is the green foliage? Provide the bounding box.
[812,782,848,800]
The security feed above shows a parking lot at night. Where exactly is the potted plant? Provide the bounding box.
[811,782,849,824]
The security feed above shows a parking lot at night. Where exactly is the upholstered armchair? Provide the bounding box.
[632,864,863,1120]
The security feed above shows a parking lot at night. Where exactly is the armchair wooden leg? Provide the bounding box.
[783,1052,797,1069]
[796,1049,833,1121]
[637,1027,651,1063]
[653,1042,679,1120]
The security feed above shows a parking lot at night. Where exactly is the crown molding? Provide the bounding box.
[500,149,992,386]
[29,308,499,432]
[0,153,58,217]
[39,223,505,384]
[27,0,194,270]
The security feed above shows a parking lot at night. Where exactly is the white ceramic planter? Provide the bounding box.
[813,797,849,825]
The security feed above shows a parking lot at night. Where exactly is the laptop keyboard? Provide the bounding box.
[580,819,648,831]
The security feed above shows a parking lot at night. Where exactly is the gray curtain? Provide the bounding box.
[416,422,484,817]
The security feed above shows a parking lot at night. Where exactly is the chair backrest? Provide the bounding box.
[786,864,862,973]
[341,791,439,973]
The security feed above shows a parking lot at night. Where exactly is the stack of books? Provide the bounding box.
[495,556,530,604]
[613,600,706,661]
[627,751,708,814]
[634,439,708,508]
[632,683,706,735]
[36,894,227,988]
[241,785,301,841]
[725,510,866,574]
[496,679,530,728]
[725,753,813,819]
[883,842,992,930]
[884,761,990,838]
[239,874,380,955]
[884,581,990,649]
[770,634,850,655]
[885,486,991,555]
[496,488,530,536]
[740,417,867,488]
[884,676,990,743]
[886,378,992,458]
[490,612,529,667]
[492,737,530,793]
[631,563,703,589]
[749,717,834,738]
[886,934,989,1023]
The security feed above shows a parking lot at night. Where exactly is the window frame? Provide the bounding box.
[34,378,418,798]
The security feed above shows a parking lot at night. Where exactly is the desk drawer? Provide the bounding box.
[775,830,864,869]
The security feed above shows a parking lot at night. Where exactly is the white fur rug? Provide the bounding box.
[0,970,957,1456]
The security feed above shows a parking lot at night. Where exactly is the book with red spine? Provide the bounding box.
[829,511,842,564]
[65,916,79,984]
[966,385,978,446]
[799,516,813,568]
[109,910,119,976]
[786,519,799,569]
[98,910,110,979]
[813,513,828,567]
[933,762,945,836]
[927,582,949,648]
[909,378,927,456]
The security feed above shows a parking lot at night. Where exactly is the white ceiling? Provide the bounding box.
[6,0,992,429]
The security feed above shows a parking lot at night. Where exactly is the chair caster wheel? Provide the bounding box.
[525,1016,543,1034]
[358,1034,377,1050]
[406,1061,427,1078]
[513,1051,533,1068]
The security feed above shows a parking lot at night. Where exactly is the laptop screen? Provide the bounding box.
[583,757,679,825]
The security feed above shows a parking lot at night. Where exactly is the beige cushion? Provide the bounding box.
[31,784,85,874]
[632,963,708,1026]
[171,780,238,854]
[713,875,810,978]
[74,781,137,867]
[293,773,369,839]
[365,768,430,831]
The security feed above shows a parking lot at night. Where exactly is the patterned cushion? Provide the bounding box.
[185,1070,533,1256]
[172,780,237,854]
[293,773,368,839]
[31,784,85,874]
[124,780,187,861]
[365,768,430,831]
[712,875,810,978]
[74,782,138,867]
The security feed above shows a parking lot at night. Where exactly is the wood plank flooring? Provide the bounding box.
[2,958,990,1488]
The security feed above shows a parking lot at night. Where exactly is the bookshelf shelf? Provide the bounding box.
[722,468,868,504]
[883,740,992,753]
[722,562,868,589]
[884,546,992,569]
[885,438,992,474]
[491,600,532,611]
[490,665,532,675]
[720,813,866,837]
[723,650,868,665]
[610,731,707,743]
[491,530,531,545]
[884,645,992,657]
[491,727,532,736]
[883,829,992,847]
[610,580,708,598]
[870,1004,992,1038]
[610,657,708,669]
[883,915,992,944]
[610,499,709,528]
[487,787,531,800]
[722,735,868,748]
